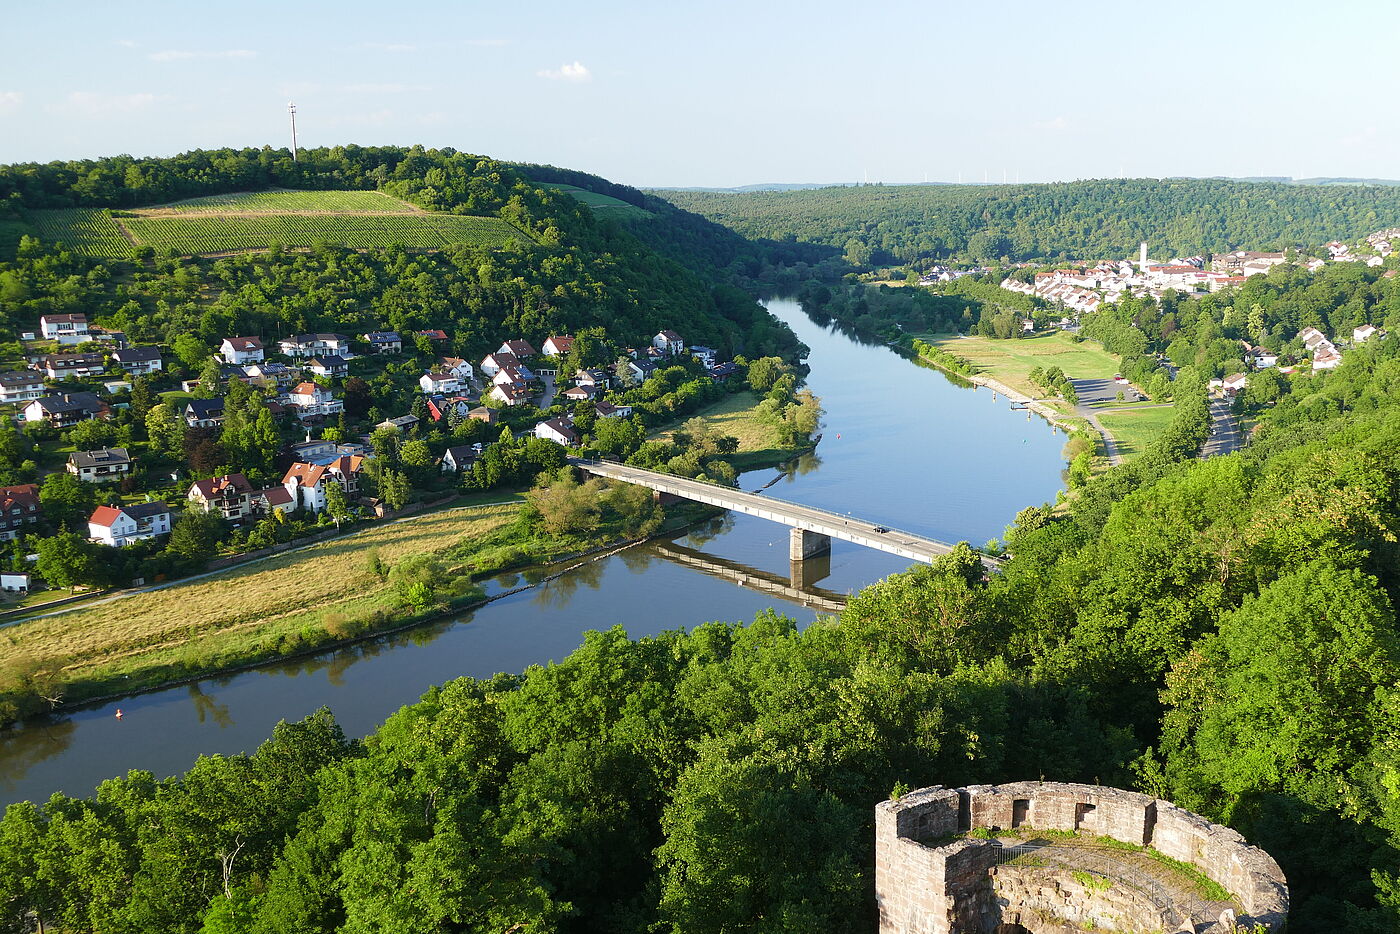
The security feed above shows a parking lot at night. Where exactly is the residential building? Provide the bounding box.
[1313,346,1343,370]
[306,354,349,378]
[67,447,133,483]
[690,345,718,367]
[282,455,365,512]
[185,398,226,428]
[418,329,449,342]
[0,371,45,405]
[425,395,473,423]
[595,401,633,419]
[1211,250,1286,273]
[23,392,109,427]
[187,473,256,519]
[497,339,537,359]
[42,352,104,381]
[562,385,594,402]
[1221,373,1249,395]
[278,333,351,358]
[542,335,575,357]
[376,414,420,432]
[479,351,519,378]
[88,502,173,547]
[219,337,265,364]
[286,382,344,419]
[653,330,684,355]
[1355,324,1380,343]
[488,382,531,406]
[39,313,90,345]
[437,356,474,381]
[0,572,31,592]
[420,370,465,394]
[365,331,402,354]
[441,445,476,473]
[493,364,530,388]
[0,485,41,541]
[574,368,610,390]
[627,359,658,383]
[534,417,579,446]
[112,346,163,375]
[709,362,738,382]
[249,486,296,517]
[468,405,498,424]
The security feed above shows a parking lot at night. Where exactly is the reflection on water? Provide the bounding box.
[0,297,1069,807]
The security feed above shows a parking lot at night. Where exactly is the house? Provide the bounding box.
[493,364,532,388]
[479,351,519,378]
[626,359,658,383]
[376,414,420,433]
[468,406,498,424]
[562,385,594,402]
[187,473,256,520]
[306,355,349,378]
[243,361,297,386]
[437,356,474,381]
[249,486,296,517]
[1242,344,1278,369]
[0,572,30,592]
[185,398,226,428]
[1355,324,1380,343]
[67,447,133,483]
[653,330,684,356]
[0,371,45,405]
[441,445,477,473]
[574,368,611,390]
[23,392,109,427]
[708,362,738,382]
[1313,346,1343,370]
[88,502,172,547]
[488,382,531,406]
[425,395,473,423]
[39,313,90,345]
[219,337,265,364]
[542,336,575,358]
[534,417,579,447]
[1221,373,1249,395]
[278,333,351,358]
[419,370,465,394]
[282,455,365,513]
[0,485,41,541]
[417,329,449,342]
[497,339,537,359]
[594,402,633,419]
[690,345,718,367]
[365,331,402,354]
[1210,251,1286,273]
[112,346,163,375]
[289,438,339,463]
[1298,326,1327,347]
[287,382,344,419]
[41,352,104,381]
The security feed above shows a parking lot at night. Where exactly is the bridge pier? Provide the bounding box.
[790,528,831,561]
[790,552,832,589]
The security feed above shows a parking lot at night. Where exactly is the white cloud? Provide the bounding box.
[1032,115,1070,131]
[0,91,22,114]
[148,49,257,62]
[115,39,137,48]
[344,83,432,94]
[62,91,159,115]
[537,61,591,82]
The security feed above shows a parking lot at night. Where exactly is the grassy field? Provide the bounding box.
[541,183,652,218]
[1096,406,1179,460]
[23,189,526,257]
[652,391,804,471]
[933,332,1121,397]
[0,503,520,715]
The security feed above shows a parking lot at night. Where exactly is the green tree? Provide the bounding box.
[166,509,225,564]
[34,529,100,591]
[323,481,352,527]
[38,471,96,528]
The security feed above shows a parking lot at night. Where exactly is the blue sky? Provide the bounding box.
[1,0,1392,188]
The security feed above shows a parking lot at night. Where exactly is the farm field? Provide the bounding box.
[542,183,652,218]
[933,331,1121,398]
[27,209,132,256]
[127,188,418,215]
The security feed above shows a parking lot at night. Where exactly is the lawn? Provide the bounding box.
[933,332,1122,397]
[0,502,521,710]
[1096,406,1178,460]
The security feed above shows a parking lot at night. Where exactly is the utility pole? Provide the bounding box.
[288,101,299,161]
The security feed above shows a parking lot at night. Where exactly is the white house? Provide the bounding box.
[287,382,344,418]
[493,364,531,388]
[68,447,133,483]
[0,572,30,592]
[187,473,256,520]
[542,336,574,358]
[653,330,684,356]
[112,346,163,375]
[1221,373,1249,395]
[690,345,718,367]
[279,333,351,358]
[1355,324,1379,343]
[40,313,89,345]
[306,355,349,378]
[23,392,108,427]
[419,370,465,394]
[627,359,658,383]
[497,339,536,359]
[88,502,172,547]
[42,353,104,381]
[1313,347,1343,370]
[0,371,45,405]
[479,352,518,378]
[595,402,633,419]
[488,382,531,406]
[219,337,265,365]
[534,417,579,447]
[441,445,477,473]
[365,331,402,354]
[282,455,364,512]
[437,356,474,381]
[185,398,226,428]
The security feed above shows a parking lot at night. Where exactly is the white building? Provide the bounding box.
[88,502,172,547]
[278,333,351,358]
[40,313,89,345]
[534,417,579,446]
[282,455,365,513]
[0,371,45,405]
[653,330,684,356]
[220,337,265,365]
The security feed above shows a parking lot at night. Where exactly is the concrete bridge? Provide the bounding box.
[572,458,995,568]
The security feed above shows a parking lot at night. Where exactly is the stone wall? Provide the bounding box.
[874,782,1288,934]
[989,866,1174,934]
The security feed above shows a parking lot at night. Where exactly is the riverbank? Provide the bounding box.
[652,389,817,472]
[0,495,722,727]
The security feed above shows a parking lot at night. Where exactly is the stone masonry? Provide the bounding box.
[875,782,1288,934]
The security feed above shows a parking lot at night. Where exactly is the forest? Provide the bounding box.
[656,178,1400,265]
[3,254,1400,933]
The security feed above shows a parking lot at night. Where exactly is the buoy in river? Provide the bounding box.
[114,709,123,720]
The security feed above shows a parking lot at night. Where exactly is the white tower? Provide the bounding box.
[288,102,299,162]
[1139,241,1148,267]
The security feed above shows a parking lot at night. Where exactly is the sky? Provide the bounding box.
[1,0,1394,189]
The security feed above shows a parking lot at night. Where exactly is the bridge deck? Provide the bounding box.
[574,458,992,567]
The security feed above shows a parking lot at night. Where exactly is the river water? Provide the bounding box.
[0,298,1068,806]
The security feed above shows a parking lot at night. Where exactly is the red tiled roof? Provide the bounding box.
[89,505,123,528]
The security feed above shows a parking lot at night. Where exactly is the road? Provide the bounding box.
[1071,377,1131,466]
[1201,397,1243,458]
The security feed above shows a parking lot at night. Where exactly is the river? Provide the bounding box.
[0,298,1068,806]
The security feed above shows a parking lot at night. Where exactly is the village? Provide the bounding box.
[0,316,745,599]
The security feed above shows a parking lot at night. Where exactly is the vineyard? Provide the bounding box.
[127,189,419,216]
[20,190,527,257]
[543,183,652,218]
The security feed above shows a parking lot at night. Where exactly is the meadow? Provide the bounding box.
[932,331,1122,397]
[1095,405,1179,460]
[542,182,653,218]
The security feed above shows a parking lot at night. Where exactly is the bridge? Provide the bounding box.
[572,458,996,568]
[651,539,848,613]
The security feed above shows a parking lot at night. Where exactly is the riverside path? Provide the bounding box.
[572,458,999,568]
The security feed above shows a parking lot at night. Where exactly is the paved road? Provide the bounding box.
[1201,397,1243,458]
[573,458,999,567]
[1071,377,1131,466]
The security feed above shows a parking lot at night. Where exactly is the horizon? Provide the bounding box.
[3,0,1393,188]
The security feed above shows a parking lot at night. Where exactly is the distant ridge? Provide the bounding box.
[658,176,1400,192]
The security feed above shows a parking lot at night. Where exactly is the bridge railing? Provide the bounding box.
[574,456,1000,561]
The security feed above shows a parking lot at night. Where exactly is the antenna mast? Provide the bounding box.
[288,101,299,161]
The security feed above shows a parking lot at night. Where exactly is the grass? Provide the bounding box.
[23,189,527,257]
[540,183,653,218]
[652,391,805,471]
[933,332,1122,398]
[1096,406,1178,460]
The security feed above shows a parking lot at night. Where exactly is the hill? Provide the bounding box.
[653,177,1400,265]
[20,189,526,257]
